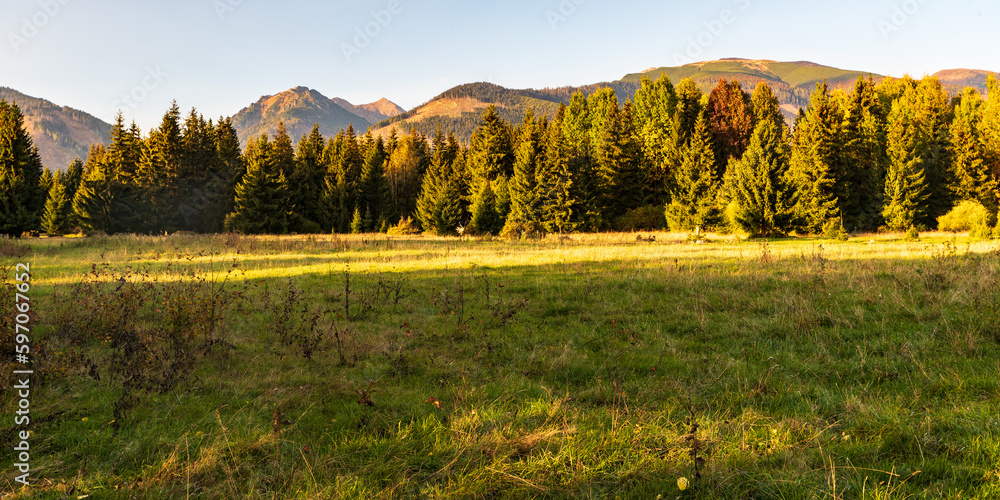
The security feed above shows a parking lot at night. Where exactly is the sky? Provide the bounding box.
[3,0,998,131]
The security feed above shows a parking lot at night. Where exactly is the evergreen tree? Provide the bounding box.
[416,128,465,235]
[0,100,51,235]
[632,75,678,205]
[539,105,576,234]
[271,122,296,180]
[137,104,183,232]
[673,79,704,148]
[949,88,997,219]
[727,84,795,237]
[841,77,889,231]
[503,111,546,237]
[788,83,843,234]
[383,130,428,224]
[882,98,930,230]
[39,168,53,194]
[41,170,71,236]
[72,145,113,234]
[467,106,514,188]
[290,124,327,231]
[469,179,501,235]
[225,135,293,234]
[982,74,1000,181]
[595,101,645,221]
[350,206,363,234]
[62,158,84,229]
[357,134,390,232]
[205,117,244,233]
[563,91,602,231]
[665,111,719,231]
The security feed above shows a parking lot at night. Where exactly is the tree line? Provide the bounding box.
[1,72,998,238]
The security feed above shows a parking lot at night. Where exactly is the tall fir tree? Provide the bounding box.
[467,105,514,189]
[136,104,183,232]
[290,124,328,231]
[41,170,71,236]
[539,105,576,234]
[225,135,293,234]
[882,96,930,230]
[726,83,795,237]
[62,158,84,230]
[357,133,391,231]
[841,77,889,231]
[665,110,719,231]
[503,111,547,237]
[788,83,843,234]
[632,75,678,205]
[563,91,602,231]
[469,179,501,235]
[416,128,465,235]
[948,88,997,218]
[982,74,1000,182]
[383,130,428,225]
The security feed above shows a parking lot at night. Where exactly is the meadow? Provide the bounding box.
[3,231,1000,499]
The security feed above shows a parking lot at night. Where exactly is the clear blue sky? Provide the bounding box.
[3,0,997,131]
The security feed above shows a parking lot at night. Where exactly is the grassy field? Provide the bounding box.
[3,231,1000,499]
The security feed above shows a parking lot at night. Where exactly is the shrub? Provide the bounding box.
[938,201,991,235]
[386,216,421,236]
[822,217,849,241]
[613,205,666,232]
[905,226,920,240]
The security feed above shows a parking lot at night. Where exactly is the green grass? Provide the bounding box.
[4,232,1000,499]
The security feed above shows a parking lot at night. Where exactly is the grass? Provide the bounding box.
[3,231,1000,499]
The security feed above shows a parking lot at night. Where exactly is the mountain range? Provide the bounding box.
[2,59,995,170]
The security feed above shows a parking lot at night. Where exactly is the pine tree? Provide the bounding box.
[290,125,327,231]
[788,83,843,234]
[39,168,53,194]
[62,158,84,230]
[0,100,47,236]
[137,104,183,232]
[469,179,501,235]
[271,122,296,180]
[503,111,546,237]
[416,128,465,235]
[467,106,514,188]
[665,111,719,231]
[203,117,244,233]
[357,134,390,232]
[539,105,576,234]
[72,145,113,234]
[225,135,293,234]
[632,75,678,205]
[563,92,602,231]
[727,83,795,237]
[841,77,889,231]
[882,98,930,231]
[595,101,644,221]
[41,170,71,236]
[350,206,363,234]
[949,88,997,218]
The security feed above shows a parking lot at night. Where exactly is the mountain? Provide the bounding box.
[370,59,889,142]
[934,69,995,95]
[0,87,112,171]
[230,87,402,145]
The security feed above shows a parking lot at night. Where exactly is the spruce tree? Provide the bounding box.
[290,124,327,231]
[563,92,602,231]
[137,104,183,232]
[357,134,390,232]
[225,135,292,234]
[467,106,514,189]
[949,88,997,219]
[416,128,465,235]
[503,111,546,237]
[882,98,930,231]
[727,84,795,237]
[539,105,576,234]
[841,77,889,231]
[982,74,1000,181]
[788,83,843,234]
[665,111,719,231]
[41,170,71,236]
[0,100,46,236]
[469,179,501,235]
[72,145,113,234]
[632,75,678,205]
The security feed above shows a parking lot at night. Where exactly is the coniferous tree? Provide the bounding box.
[0,100,52,235]
[271,122,296,180]
[883,97,930,231]
[788,83,843,234]
[357,133,391,232]
[982,74,1000,181]
[632,75,678,205]
[383,130,427,224]
[207,117,244,233]
[39,168,54,194]
[563,91,602,231]
[841,77,889,231]
[665,111,718,231]
[290,125,327,231]
[467,106,514,189]
[503,111,546,237]
[594,100,644,222]
[41,170,71,236]
[137,104,183,232]
[225,135,292,234]
[949,88,997,219]
[539,105,576,234]
[62,158,84,230]
[72,145,113,234]
[469,179,501,235]
[416,128,464,235]
[727,83,795,237]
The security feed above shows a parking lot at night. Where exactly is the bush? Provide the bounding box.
[938,201,991,235]
[386,216,422,236]
[822,217,849,241]
[905,226,920,240]
[613,205,666,232]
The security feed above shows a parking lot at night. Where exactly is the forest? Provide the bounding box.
[2,72,999,239]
